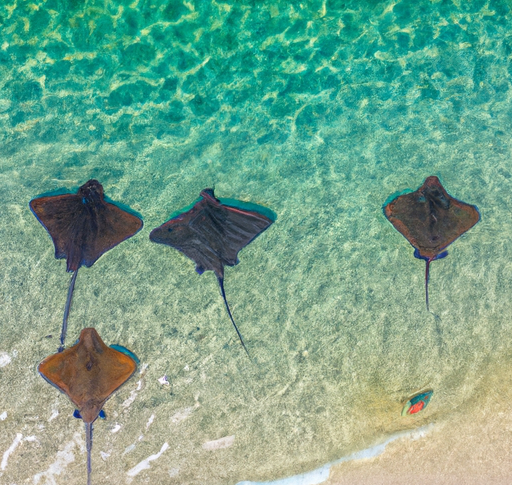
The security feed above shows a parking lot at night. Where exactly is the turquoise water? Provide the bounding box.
[1,1,512,484]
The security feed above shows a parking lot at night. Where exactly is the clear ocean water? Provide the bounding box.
[1,1,512,484]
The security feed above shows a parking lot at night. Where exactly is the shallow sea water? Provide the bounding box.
[1,0,512,484]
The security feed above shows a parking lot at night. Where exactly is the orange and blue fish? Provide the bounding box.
[402,390,433,416]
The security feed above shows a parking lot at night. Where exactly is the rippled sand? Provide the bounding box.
[1,1,511,484]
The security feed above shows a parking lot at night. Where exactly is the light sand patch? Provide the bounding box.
[0,352,11,367]
[48,409,59,421]
[122,380,142,409]
[32,433,80,485]
[202,435,235,451]
[126,442,169,480]
[1,433,22,472]
[145,413,155,430]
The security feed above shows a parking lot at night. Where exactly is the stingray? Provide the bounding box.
[149,188,276,357]
[38,327,138,485]
[30,180,143,351]
[384,176,480,311]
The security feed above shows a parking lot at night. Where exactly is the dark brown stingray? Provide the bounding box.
[384,176,480,311]
[39,327,138,485]
[30,180,143,351]
[149,188,276,358]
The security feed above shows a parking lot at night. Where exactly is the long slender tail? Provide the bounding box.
[425,259,431,312]
[217,276,251,360]
[85,421,93,485]
[59,270,78,352]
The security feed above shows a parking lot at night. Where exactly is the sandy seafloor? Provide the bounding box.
[1,0,512,484]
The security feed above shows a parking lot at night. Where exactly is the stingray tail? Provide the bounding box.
[425,258,431,312]
[217,276,251,360]
[59,270,78,352]
[85,421,93,485]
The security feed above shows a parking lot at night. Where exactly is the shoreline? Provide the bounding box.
[236,425,434,485]
[238,354,512,485]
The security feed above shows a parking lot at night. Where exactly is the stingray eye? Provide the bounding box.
[86,360,93,371]
[168,227,172,232]
[417,195,426,203]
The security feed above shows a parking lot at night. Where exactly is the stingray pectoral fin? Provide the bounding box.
[109,344,140,365]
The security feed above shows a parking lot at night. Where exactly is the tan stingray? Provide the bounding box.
[39,328,137,485]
